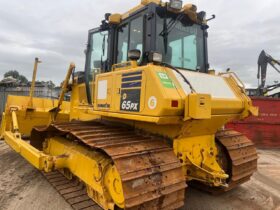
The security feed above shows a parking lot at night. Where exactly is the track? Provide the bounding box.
[31,121,186,210]
[42,171,102,210]
[191,129,258,194]
[31,123,257,208]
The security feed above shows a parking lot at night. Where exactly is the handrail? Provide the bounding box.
[219,72,245,90]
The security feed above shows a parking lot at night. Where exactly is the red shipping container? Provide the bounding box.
[227,97,280,148]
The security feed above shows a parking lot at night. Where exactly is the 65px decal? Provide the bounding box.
[120,89,140,112]
[121,100,139,111]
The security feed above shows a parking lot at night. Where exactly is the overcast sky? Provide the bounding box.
[0,0,279,87]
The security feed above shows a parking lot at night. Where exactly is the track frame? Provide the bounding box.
[31,121,187,210]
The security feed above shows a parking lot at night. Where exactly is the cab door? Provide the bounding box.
[85,28,109,105]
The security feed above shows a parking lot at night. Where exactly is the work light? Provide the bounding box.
[169,0,183,10]
[148,52,163,63]
[128,49,141,61]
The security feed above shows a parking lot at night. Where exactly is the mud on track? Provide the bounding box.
[0,141,280,210]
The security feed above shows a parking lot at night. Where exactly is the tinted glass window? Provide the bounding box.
[156,9,205,71]
[117,24,129,63]
[117,16,143,63]
[90,31,108,71]
[129,17,143,53]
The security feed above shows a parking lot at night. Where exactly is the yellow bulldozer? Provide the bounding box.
[0,0,258,209]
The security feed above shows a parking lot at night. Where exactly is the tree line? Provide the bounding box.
[3,70,28,84]
[1,70,55,88]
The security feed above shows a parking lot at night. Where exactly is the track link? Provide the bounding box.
[42,171,102,210]
[191,129,258,194]
[32,121,186,209]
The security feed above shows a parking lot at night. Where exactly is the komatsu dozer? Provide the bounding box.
[0,1,259,209]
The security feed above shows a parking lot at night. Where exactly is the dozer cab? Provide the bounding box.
[0,0,259,209]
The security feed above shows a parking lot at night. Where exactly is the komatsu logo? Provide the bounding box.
[121,101,139,111]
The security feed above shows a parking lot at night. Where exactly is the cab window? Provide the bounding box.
[89,31,108,80]
[117,24,129,63]
[156,7,206,71]
[117,16,143,63]
[129,17,143,53]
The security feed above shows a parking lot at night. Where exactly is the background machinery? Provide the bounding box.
[227,51,280,149]
[0,1,258,209]
[257,50,280,97]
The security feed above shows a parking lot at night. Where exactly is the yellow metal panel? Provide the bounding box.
[45,137,115,209]
[188,93,211,119]
[224,73,259,118]
[135,121,181,139]
[4,131,46,170]
[78,83,88,104]
[180,114,239,138]
[144,66,183,116]
[4,95,70,136]
[182,4,198,22]
[141,0,161,5]
[113,73,122,111]
[5,95,70,113]
[68,62,257,144]
[174,135,228,186]
[2,131,116,209]
[109,13,122,24]
[120,0,164,20]
[44,137,105,194]
[94,75,113,111]
[211,98,243,115]
[89,110,181,125]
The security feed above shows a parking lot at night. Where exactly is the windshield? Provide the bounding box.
[156,8,206,71]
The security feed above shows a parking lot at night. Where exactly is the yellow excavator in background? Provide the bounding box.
[0,0,258,209]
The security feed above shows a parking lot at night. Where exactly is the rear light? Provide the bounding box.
[171,100,179,107]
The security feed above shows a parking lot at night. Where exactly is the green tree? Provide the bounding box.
[18,75,28,84]
[4,70,20,79]
[4,70,28,84]
[47,80,55,89]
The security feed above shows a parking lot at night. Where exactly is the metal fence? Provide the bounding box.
[0,87,60,115]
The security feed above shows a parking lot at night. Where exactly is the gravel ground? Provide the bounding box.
[0,141,279,210]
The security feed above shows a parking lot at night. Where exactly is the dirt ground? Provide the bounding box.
[0,141,279,210]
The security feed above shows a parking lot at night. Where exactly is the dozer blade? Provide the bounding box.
[2,95,70,137]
